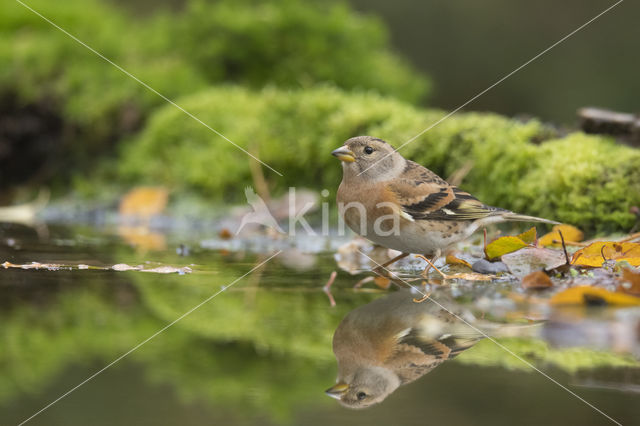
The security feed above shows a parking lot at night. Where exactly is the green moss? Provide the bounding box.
[458,338,638,373]
[169,0,429,103]
[1,0,428,181]
[0,0,207,173]
[111,85,640,233]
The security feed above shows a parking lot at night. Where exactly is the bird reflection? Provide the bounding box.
[325,289,486,408]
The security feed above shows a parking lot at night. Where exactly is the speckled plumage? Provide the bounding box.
[332,136,558,256]
[327,290,482,408]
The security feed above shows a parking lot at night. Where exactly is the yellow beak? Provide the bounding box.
[331,146,355,163]
[325,382,349,400]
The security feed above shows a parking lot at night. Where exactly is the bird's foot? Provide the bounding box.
[412,291,431,303]
[415,254,450,280]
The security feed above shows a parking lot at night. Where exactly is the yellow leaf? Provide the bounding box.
[119,186,169,218]
[539,224,584,247]
[485,236,528,260]
[446,254,471,268]
[571,241,640,267]
[517,227,537,245]
[550,286,640,306]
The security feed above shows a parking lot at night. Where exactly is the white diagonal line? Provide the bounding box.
[356,249,622,426]
[358,0,624,177]
[15,0,283,177]
[18,251,282,426]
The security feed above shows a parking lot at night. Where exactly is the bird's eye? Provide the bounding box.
[356,392,367,400]
[364,146,374,154]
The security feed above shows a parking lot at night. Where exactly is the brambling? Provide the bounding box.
[332,136,559,269]
[325,290,483,408]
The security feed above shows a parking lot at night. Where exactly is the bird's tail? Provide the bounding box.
[499,212,560,226]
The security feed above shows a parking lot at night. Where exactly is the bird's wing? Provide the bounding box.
[386,328,482,384]
[388,160,505,221]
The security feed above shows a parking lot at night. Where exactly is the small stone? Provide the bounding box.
[472,259,508,274]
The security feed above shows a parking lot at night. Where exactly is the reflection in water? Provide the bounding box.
[325,290,486,408]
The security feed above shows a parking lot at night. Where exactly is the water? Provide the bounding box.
[1,222,638,425]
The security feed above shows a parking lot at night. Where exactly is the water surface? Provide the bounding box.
[1,223,638,425]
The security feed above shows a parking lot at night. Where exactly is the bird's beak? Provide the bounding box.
[325,382,349,400]
[331,146,355,163]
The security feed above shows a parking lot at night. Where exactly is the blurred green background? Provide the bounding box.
[1,3,640,423]
[1,0,639,228]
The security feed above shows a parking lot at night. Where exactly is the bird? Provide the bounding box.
[325,289,485,408]
[236,186,284,234]
[332,136,559,270]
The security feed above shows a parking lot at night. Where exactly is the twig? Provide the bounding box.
[483,228,488,251]
[248,146,271,203]
[558,230,570,265]
[353,276,374,289]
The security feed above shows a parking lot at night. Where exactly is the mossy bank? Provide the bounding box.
[1,0,427,189]
[105,86,640,233]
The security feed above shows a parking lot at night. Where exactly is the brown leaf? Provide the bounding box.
[373,276,391,289]
[219,228,233,240]
[521,270,553,289]
[571,242,640,268]
[119,186,169,218]
[539,224,584,247]
[618,268,640,296]
[501,247,567,279]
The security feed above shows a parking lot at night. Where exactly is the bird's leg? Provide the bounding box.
[416,254,448,279]
[322,271,337,307]
[354,252,408,289]
[372,252,409,276]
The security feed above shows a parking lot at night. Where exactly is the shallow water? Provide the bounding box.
[1,222,638,425]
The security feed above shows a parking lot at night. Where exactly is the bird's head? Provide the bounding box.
[331,136,404,181]
[325,366,400,409]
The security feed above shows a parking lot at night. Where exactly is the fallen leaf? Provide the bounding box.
[112,263,143,271]
[571,242,640,267]
[219,228,233,240]
[550,286,640,306]
[517,227,537,245]
[539,224,584,247]
[373,276,391,289]
[141,266,193,274]
[1,261,66,271]
[618,268,640,296]
[501,247,567,279]
[118,226,166,251]
[442,272,495,281]
[485,236,528,260]
[119,186,169,218]
[521,270,553,289]
[446,254,471,268]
